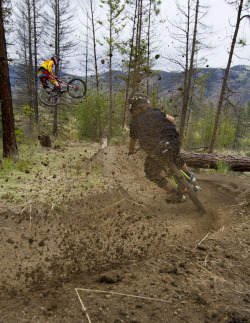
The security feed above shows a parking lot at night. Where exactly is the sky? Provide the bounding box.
[71,0,250,74]
[8,0,250,73]
[155,0,250,70]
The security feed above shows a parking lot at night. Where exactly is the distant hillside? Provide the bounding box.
[205,65,250,108]
[9,65,250,108]
[93,65,250,108]
[153,65,250,108]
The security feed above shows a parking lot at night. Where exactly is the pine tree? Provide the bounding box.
[99,0,125,137]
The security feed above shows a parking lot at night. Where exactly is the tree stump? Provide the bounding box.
[38,134,51,148]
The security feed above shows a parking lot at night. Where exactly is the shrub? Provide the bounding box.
[77,90,109,141]
[77,89,126,141]
[216,161,230,174]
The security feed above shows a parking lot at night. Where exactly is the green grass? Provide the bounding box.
[0,141,103,207]
[216,161,231,174]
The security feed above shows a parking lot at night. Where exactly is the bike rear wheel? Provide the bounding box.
[39,89,60,106]
[170,164,207,214]
[67,78,87,98]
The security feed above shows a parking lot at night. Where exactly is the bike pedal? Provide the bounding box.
[194,185,201,191]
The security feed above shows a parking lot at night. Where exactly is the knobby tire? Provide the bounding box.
[39,89,60,106]
[170,164,207,214]
[67,78,87,98]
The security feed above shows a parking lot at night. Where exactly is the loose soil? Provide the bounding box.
[0,144,249,323]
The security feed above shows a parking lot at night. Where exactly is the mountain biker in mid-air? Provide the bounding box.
[38,55,61,93]
[128,92,197,203]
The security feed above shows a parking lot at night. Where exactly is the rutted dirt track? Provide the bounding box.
[0,145,249,323]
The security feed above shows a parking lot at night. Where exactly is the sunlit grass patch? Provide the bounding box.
[0,141,105,210]
[216,161,231,174]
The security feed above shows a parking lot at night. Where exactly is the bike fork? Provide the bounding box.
[171,175,187,194]
[171,170,201,193]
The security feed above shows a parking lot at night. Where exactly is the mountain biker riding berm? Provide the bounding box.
[38,55,61,93]
[128,92,196,203]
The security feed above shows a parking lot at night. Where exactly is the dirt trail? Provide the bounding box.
[0,145,249,323]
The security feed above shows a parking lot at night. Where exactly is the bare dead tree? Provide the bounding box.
[53,0,59,136]
[85,11,89,88]
[27,0,34,126]
[99,0,125,137]
[78,0,103,90]
[121,0,138,128]
[14,0,43,125]
[179,0,199,141]
[134,0,143,90]
[90,0,99,90]
[209,0,250,153]
[32,0,40,124]
[46,0,77,136]
[163,0,212,141]
[146,0,152,95]
[121,0,161,126]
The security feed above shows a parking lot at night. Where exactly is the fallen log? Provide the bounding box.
[180,152,250,172]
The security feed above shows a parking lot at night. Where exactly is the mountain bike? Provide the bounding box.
[39,77,87,106]
[165,161,206,214]
[132,147,206,214]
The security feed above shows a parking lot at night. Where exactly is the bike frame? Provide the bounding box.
[168,163,206,214]
[39,76,87,106]
[54,77,79,92]
[133,147,206,214]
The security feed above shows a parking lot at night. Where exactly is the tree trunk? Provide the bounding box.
[0,2,18,158]
[146,0,152,96]
[85,12,89,89]
[53,0,59,137]
[209,0,243,153]
[122,0,137,128]
[108,2,113,137]
[90,1,99,91]
[179,0,199,141]
[132,0,142,91]
[33,0,39,124]
[181,151,250,172]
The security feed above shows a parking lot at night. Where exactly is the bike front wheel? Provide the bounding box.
[67,78,87,98]
[39,89,60,106]
[170,164,207,214]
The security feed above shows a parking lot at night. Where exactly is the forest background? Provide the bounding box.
[0,0,250,159]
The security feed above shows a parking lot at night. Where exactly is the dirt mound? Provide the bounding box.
[0,145,249,322]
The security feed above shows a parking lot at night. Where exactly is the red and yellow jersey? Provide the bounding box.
[40,59,55,75]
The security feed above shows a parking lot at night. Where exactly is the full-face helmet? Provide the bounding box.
[128,92,150,113]
[51,54,61,66]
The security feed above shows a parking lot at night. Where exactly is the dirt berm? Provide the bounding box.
[0,145,249,322]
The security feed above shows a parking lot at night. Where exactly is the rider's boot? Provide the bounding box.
[43,84,51,92]
[166,188,186,204]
